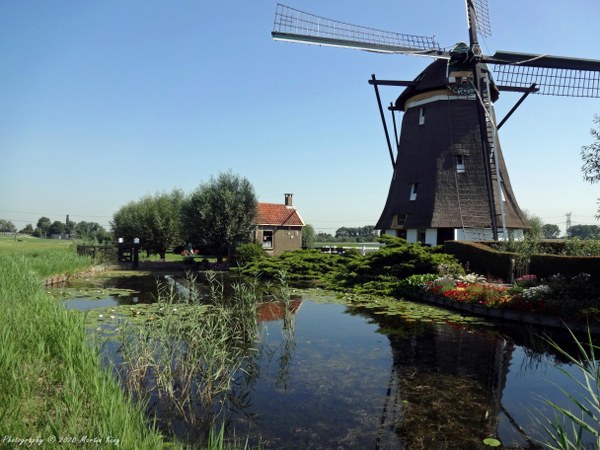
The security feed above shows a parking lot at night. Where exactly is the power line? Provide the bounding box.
[0,209,112,219]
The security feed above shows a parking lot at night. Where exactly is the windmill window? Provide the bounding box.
[419,108,425,125]
[393,213,407,228]
[409,183,418,201]
[456,155,466,173]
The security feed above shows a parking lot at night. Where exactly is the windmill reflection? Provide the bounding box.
[372,316,519,450]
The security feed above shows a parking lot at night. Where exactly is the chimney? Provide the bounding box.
[284,193,293,207]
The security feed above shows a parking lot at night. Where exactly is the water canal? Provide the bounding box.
[56,272,597,449]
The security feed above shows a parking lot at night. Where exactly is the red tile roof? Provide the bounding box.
[256,202,304,226]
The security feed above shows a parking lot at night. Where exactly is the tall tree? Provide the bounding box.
[302,224,315,248]
[182,172,257,262]
[581,115,600,217]
[36,217,51,237]
[112,189,184,259]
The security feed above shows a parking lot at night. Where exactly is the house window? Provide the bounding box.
[419,108,425,125]
[262,230,273,249]
[409,183,418,201]
[456,155,465,173]
[417,229,426,244]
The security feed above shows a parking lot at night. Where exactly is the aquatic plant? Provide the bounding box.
[536,327,600,450]
[114,271,301,444]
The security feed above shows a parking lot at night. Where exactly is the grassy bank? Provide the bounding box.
[0,237,170,448]
[0,236,93,278]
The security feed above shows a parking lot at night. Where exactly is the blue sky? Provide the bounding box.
[1,0,599,235]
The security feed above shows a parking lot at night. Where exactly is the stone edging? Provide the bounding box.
[43,264,109,287]
[417,293,600,334]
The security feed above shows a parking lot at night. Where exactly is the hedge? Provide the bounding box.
[444,240,600,284]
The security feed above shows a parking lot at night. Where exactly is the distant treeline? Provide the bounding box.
[315,225,379,243]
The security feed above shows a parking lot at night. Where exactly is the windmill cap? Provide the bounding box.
[395,58,499,111]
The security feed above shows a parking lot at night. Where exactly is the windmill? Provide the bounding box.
[271,1,600,245]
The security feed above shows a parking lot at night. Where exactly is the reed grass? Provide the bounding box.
[117,271,262,444]
[537,326,600,450]
[0,247,171,449]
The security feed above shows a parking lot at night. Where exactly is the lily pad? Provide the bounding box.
[483,437,501,447]
[48,287,139,301]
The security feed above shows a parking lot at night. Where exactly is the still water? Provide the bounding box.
[62,274,597,449]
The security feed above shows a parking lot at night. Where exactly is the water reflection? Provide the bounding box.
[375,314,512,449]
[54,275,599,449]
[256,299,301,391]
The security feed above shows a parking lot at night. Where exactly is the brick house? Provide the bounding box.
[255,194,305,256]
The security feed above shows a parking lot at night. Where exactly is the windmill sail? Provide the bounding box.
[272,4,442,56]
[468,0,492,38]
[487,51,600,97]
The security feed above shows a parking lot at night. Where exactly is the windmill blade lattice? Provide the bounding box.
[272,3,441,55]
[468,0,492,38]
[489,51,600,97]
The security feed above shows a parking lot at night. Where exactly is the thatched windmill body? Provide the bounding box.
[272,1,600,245]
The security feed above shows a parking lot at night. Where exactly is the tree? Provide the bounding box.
[48,221,66,236]
[336,227,358,239]
[581,115,600,217]
[182,172,257,262]
[112,189,184,259]
[36,217,51,237]
[315,232,335,242]
[75,221,107,242]
[567,224,600,240]
[358,225,377,238]
[302,224,315,248]
[0,219,16,233]
[541,224,561,239]
[19,224,34,234]
[65,215,75,235]
[335,225,378,242]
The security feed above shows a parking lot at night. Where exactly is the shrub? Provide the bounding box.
[347,236,463,282]
[240,249,347,286]
[234,242,266,267]
[396,273,439,296]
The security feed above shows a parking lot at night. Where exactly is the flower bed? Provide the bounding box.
[416,272,600,329]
